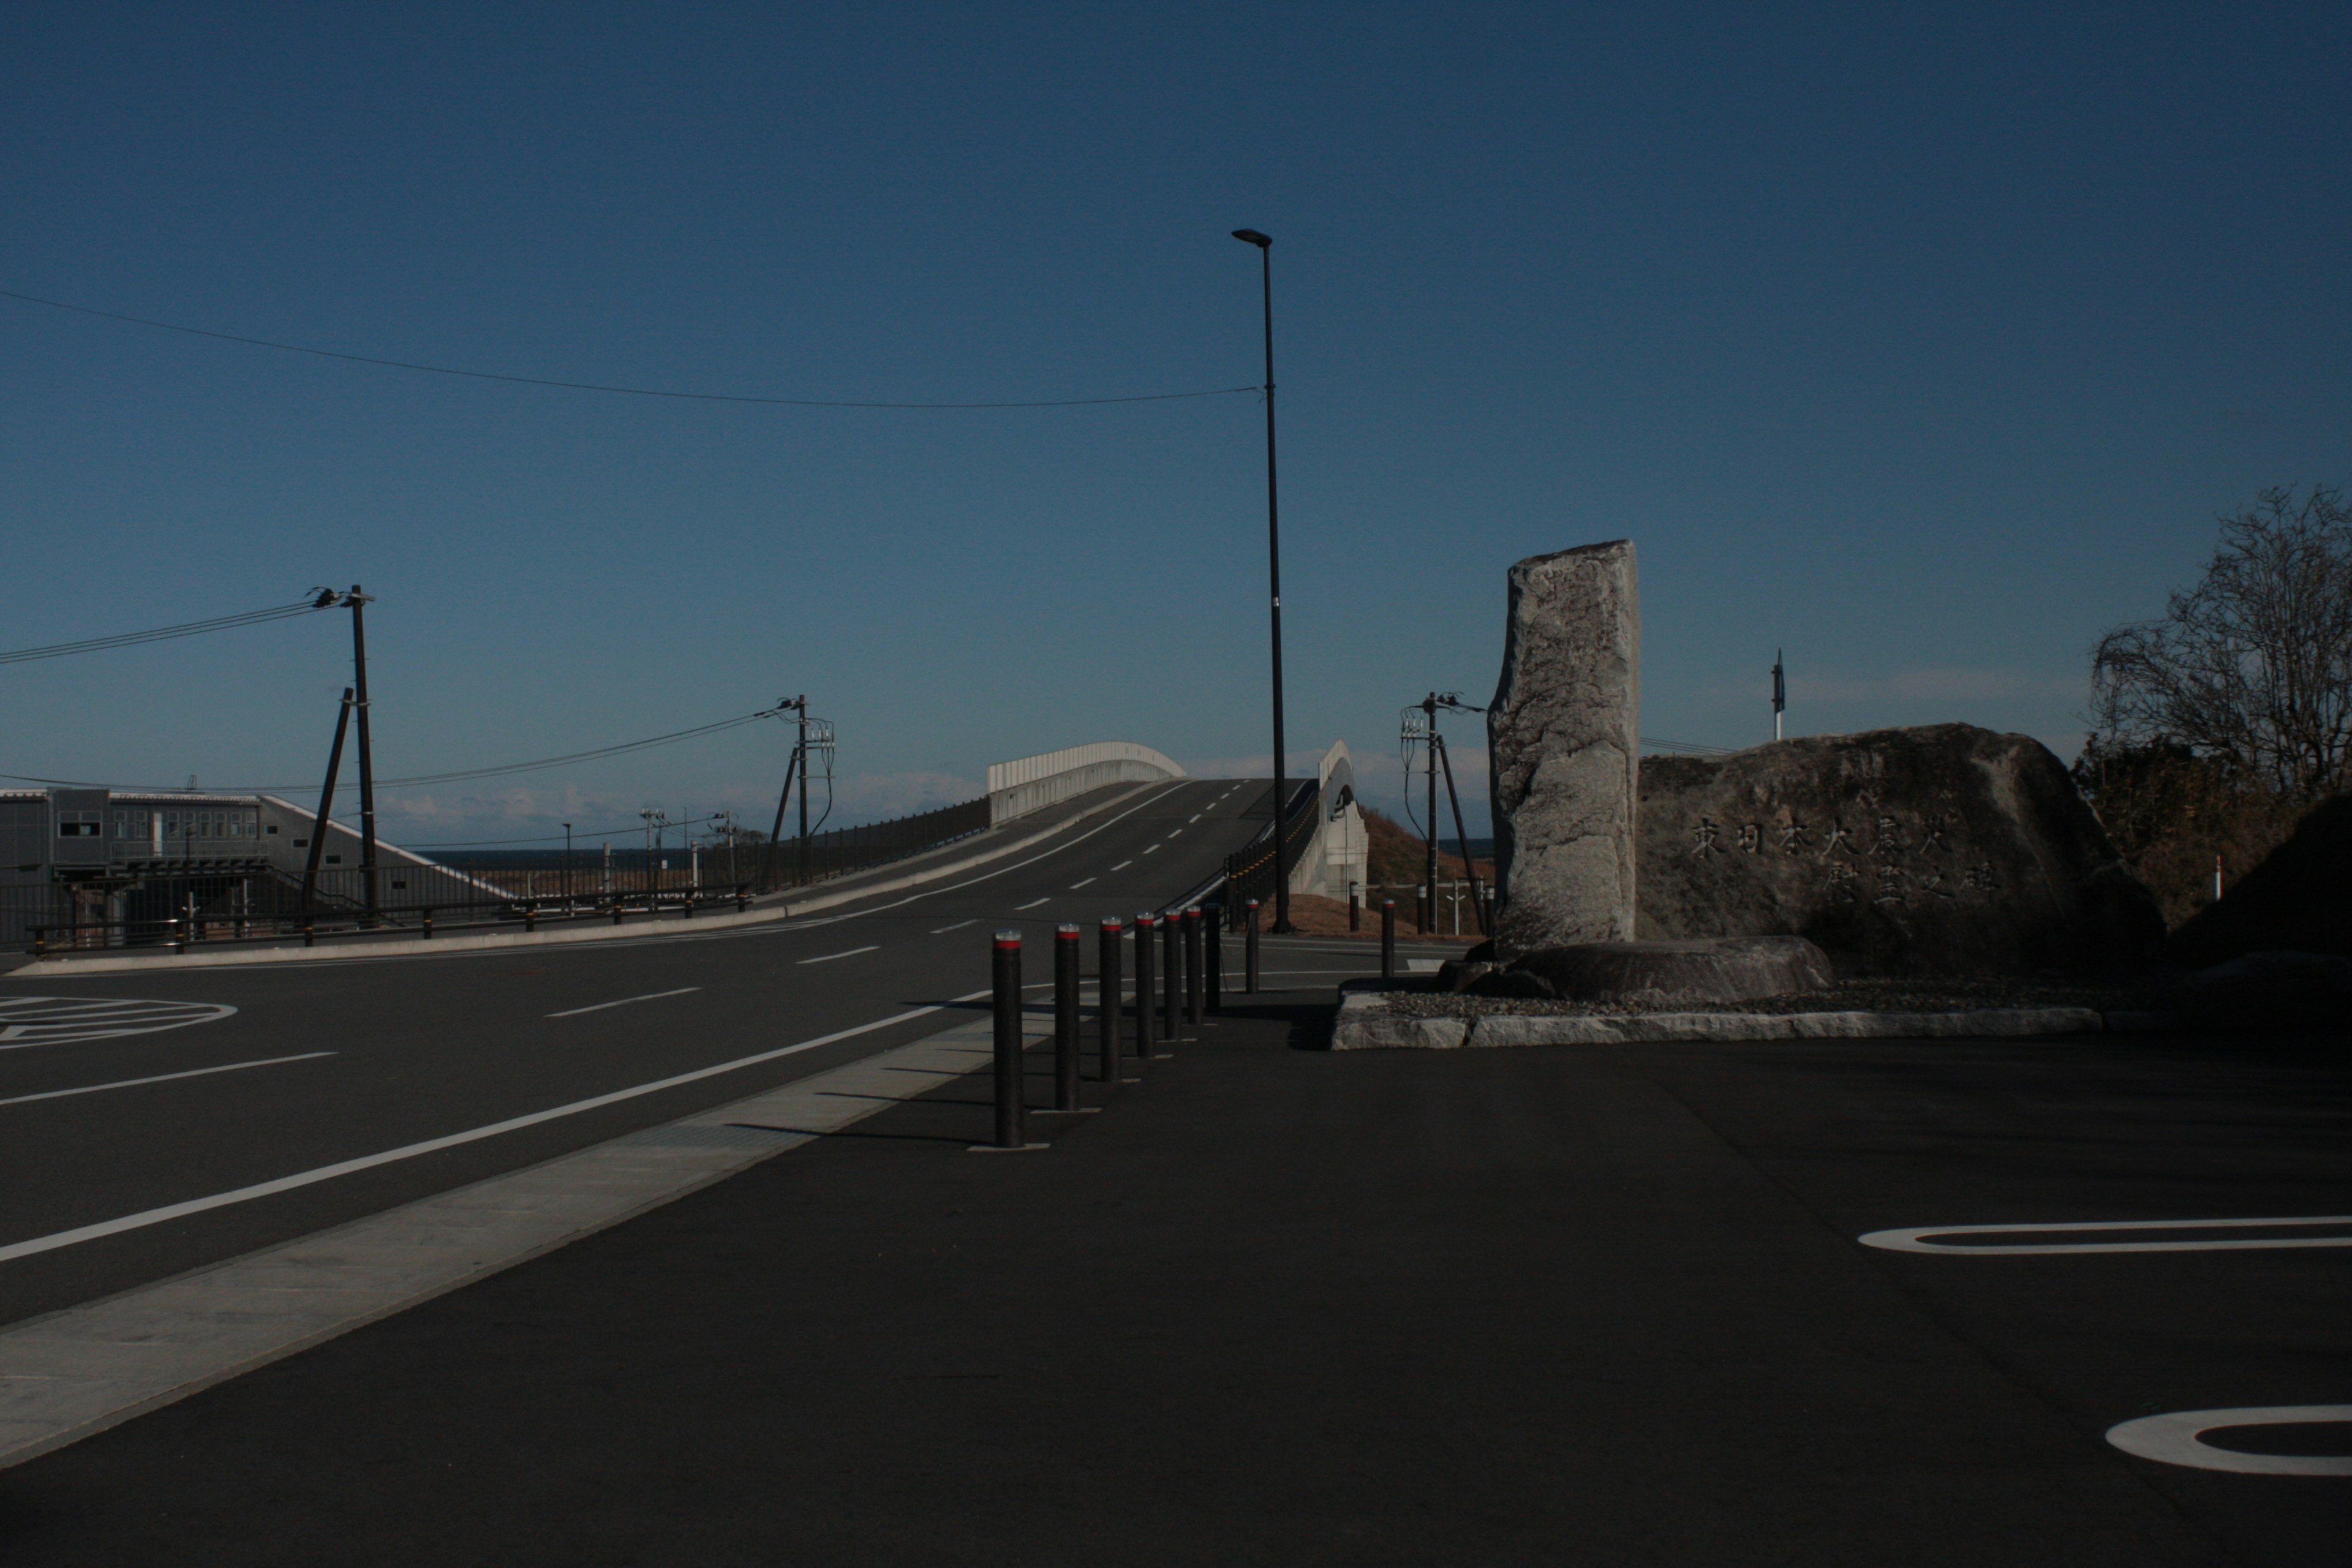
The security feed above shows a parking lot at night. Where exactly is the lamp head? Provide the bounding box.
[1231,228,1272,249]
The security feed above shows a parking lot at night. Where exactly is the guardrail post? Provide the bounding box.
[1182,907,1204,1025]
[304,918,315,948]
[1244,899,1261,993]
[1054,924,1082,1112]
[1134,914,1158,1060]
[173,918,187,955]
[421,908,434,940]
[31,928,45,960]
[1098,917,1126,1082]
[1203,902,1223,1014]
[524,902,537,932]
[1381,899,1396,979]
[1162,908,1182,1044]
[736,885,748,913]
[979,929,1033,1152]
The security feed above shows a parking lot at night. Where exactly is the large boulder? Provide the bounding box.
[2165,794,2352,967]
[1637,724,2163,977]
[1506,935,1835,1006]
[1487,540,1641,956]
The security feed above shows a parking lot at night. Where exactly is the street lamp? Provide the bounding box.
[1231,227,1292,933]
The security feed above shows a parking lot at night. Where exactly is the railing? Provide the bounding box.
[1221,778,1322,913]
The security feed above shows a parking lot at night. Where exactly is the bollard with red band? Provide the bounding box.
[1054,924,1083,1112]
[1183,907,1204,1025]
[1245,899,1261,993]
[1098,917,1128,1082]
[1134,914,1158,1060]
[1162,907,1183,1044]
[1381,899,1397,979]
[1203,902,1224,1014]
[976,929,1037,1152]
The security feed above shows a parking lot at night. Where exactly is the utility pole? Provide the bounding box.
[766,695,805,893]
[301,687,355,914]
[339,586,381,924]
[1422,693,1440,933]
[641,808,666,911]
[1231,227,1291,933]
[563,822,572,902]
[797,703,812,888]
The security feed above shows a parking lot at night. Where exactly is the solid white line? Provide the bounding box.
[0,1053,335,1107]
[0,991,991,1265]
[1858,1215,2352,1256]
[546,986,701,1018]
[796,946,880,965]
[1014,897,1049,911]
[930,919,976,934]
[1110,861,1132,871]
[1068,878,1096,889]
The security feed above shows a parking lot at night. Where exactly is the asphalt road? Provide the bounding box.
[0,777,1275,1329]
[0,996,2338,1563]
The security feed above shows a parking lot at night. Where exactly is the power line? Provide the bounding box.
[0,595,331,666]
[0,287,1262,410]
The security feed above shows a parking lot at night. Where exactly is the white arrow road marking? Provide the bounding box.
[1858,1215,2352,1256]
[0,997,238,1049]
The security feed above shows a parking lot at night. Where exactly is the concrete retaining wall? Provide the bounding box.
[987,742,1184,827]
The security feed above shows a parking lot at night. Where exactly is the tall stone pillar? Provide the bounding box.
[1486,540,1640,956]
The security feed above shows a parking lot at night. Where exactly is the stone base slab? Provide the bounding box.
[1330,990,2112,1050]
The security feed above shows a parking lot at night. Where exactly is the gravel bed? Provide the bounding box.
[1371,976,2149,1019]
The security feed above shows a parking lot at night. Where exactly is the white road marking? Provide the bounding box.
[930,919,976,934]
[796,946,880,965]
[1142,844,1160,854]
[1189,815,1200,823]
[0,997,238,1049]
[0,1052,335,1108]
[1166,828,1182,837]
[0,989,993,1265]
[1110,861,1132,871]
[1014,898,1049,910]
[546,987,702,1018]
[2108,1406,2352,1476]
[1858,1215,2352,1256]
[1068,878,1096,889]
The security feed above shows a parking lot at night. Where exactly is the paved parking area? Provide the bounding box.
[0,993,2340,1564]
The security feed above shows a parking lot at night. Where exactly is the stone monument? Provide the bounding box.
[1486,540,1640,957]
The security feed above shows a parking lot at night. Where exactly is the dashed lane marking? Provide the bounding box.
[796,946,880,966]
[547,987,701,1018]
[0,997,238,1049]
[1014,898,1049,911]
[0,1052,335,1108]
[1858,1215,2352,1256]
[2108,1407,2352,1476]
[1068,878,1096,889]
[930,920,976,934]
[1110,861,1132,871]
[1143,845,1160,855]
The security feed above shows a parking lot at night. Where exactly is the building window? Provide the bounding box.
[58,813,101,837]
[113,809,150,839]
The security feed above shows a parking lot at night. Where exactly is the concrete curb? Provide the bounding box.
[13,782,1168,978]
[1329,990,2113,1050]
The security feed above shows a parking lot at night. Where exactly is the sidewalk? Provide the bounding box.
[0,981,2330,1564]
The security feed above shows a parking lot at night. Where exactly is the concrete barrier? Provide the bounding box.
[987,742,1184,827]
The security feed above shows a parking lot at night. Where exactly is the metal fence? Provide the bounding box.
[1221,778,1322,913]
[7,793,995,955]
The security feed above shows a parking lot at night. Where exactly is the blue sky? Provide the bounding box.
[4,2,2346,845]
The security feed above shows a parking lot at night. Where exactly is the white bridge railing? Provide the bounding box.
[986,742,1186,826]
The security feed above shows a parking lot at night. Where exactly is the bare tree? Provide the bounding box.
[2090,484,2352,801]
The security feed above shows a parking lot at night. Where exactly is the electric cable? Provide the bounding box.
[0,597,330,666]
[0,287,1261,410]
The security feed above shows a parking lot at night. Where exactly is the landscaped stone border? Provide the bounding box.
[1329,989,2139,1050]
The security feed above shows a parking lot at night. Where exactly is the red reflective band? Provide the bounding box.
[1102,920,1122,930]
[995,939,1021,950]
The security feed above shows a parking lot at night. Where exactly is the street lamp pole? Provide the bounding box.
[1232,227,1291,933]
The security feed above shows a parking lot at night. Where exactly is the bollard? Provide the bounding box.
[612,899,624,926]
[421,908,434,940]
[1098,917,1126,1082]
[173,918,187,955]
[32,929,45,960]
[1054,924,1082,1112]
[1134,914,1158,1060]
[1162,908,1182,1044]
[304,918,315,949]
[524,902,537,932]
[1416,883,1430,936]
[1381,899,1397,979]
[683,893,695,919]
[982,929,1030,1150]
[1245,899,1261,993]
[1349,881,1361,932]
[737,886,748,913]
[1203,902,1224,1014]
[1183,907,1204,1025]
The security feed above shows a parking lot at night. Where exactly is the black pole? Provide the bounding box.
[1054,924,1082,1112]
[1232,228,1291,935]
[1423,695,1439,939]
[1098,917,1126,1083]
[1163,906,1183,1044]
[1203,902,1224,1014]
[347,587,380,924]
[1183,907,1204,1025]
[764,731,800,894]
[1245,898,1261,993]
[989,930,1027,1150]
[797,703,812,888]
[1381,899,1396,980]
[1434,734,1488,937]
[1134,914,1158,1060]
[302,688,354,914]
